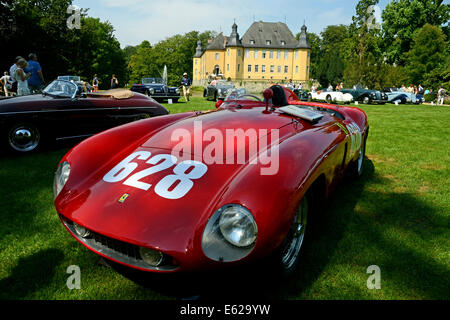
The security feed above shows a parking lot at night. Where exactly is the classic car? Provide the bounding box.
[0,79,169,153]
[382,88,424,104]
[54,85,368,277]
[130,78,180,103]
[204,80,243,101]
[340,88,388,104]
[57,75,93,94]
[308,89,353,104]
[292,88,310,101]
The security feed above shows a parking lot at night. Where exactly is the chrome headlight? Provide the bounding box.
[218,89,222,94]
[149,88,155,95]
[53,161,70,199]
[202,204,257,262]
[175,88,180,94]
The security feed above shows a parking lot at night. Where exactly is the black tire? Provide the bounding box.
[308,93,312,102]
[348,128,368,178]
[173,98,179,103]
[273,192,311,277]
[7,122,41,153]
[145,89,150,96]
[326,95,332,104]
[213,92,217,101]
[203,89,207,98]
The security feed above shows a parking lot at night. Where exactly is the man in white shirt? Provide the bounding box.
[0,71,12,97]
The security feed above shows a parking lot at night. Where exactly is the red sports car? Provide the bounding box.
[54,85,369,276]
[0,79,168,153]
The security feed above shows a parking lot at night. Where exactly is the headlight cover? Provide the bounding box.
[53,161,70,199]
[202,204,257,262]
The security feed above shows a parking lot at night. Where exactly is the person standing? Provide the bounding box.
[92,74,99,92]
[0,71,12,97]
[9,56,23,94]
[111,74,119,89]
[15,58,31,96]
[181,72,191,102]
[25,53,45,93]
[437,87,446,105]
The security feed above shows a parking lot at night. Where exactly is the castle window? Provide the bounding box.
[215,53,219,60]
[254,50,258,59]
[281,40,286,46]
[269,50,274,59]
[250,40,255,44]
[266,40,271,45]
[295,51,298,59]
[248,65,252,72]
[270,65,274,73]
[295,66,298,73]
[277,65,281,73]
[238,49,241,57]
[255,65,259,72]
[277,50,281,59]
[227,49,230,56]
[227,64,229,71]
[245,49,250,58]
[262,51,266,59]
[238,64,240,72]
[262,65,266,73]
[284,50,288,59]
[284,65,289,73]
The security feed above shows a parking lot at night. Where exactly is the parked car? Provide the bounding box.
[383,88,424,104]
[308,89,353,104]
[292,88,310,101]
[57,75,93,94]
[54,84,369,277]
[340,88,388,104]
[204,80,241,101]
[0,79,169,153]
[131,78,180,103]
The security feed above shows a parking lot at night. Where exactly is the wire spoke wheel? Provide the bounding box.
[280,197,308,271]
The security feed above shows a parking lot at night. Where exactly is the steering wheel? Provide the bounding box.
[235,94,262,102]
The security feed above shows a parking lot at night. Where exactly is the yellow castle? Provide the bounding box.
[193,21,311,85]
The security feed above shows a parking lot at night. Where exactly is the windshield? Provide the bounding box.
[43,80,78,98]
[57,75,81,82]
[142,78,164,84]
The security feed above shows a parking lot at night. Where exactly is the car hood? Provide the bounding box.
[57,107,300,256]
[0,94,58,112]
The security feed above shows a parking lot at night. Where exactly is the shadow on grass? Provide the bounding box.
[0,248,64,299]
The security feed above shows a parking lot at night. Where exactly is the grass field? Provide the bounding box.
[0,97,448,300]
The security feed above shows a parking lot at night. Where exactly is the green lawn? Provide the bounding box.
[0,98,448,300]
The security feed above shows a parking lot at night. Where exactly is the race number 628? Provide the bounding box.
[103,151,208,199]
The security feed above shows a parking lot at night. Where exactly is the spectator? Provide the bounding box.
[437,87,446,105]
[327,84,333,91]
[9,56,23,93]
[14,58,31,96]
[0,71,12,97]
[25,53,45,93]
[298,82,303,91]
[111,74,119,89]
[181,72,191,102]
[418,84,424,95]
[92,74,99,92]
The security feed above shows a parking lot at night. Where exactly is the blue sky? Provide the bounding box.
[72,0,393,47]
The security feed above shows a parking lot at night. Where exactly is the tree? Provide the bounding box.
[382,0,450,65]
[405,24,448,90]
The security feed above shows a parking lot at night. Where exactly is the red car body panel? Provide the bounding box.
[55,86,368,273]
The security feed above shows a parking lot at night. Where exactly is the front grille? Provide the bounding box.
[60,215,179,271]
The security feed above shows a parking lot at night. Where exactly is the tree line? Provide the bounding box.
[1,0,448,90]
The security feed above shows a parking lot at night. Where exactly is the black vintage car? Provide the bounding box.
[292,88,310,101]
[204,80,242,101]
[130,78,180,103]
[0,79,168,153]
[340,88,388,104]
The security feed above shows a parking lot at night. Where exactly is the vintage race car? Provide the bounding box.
[0,79,168,153]
[54,85,369,276]
[382,88,424,104]
[204,80,242,101]
[131,78,181,103]
[308,89,353,104]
